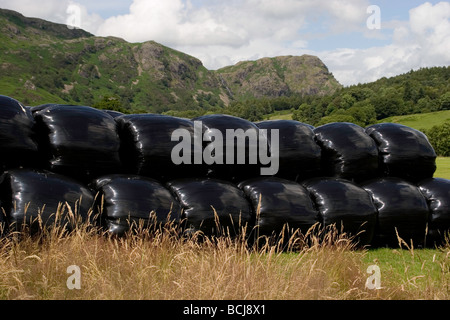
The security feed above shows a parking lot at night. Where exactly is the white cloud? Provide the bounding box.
[322,1,450,85]
[66,1,104,33]
[0,0,68,22]
[95,0,371,68]
[0,0,103,34]
[95,0,449,85]
[96,0,248,47]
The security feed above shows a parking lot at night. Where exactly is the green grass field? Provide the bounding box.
[362,246,449,297]
[267,110,293,120]
[380,110,450,131]
[267,109,450,130]
[435,157,450,179]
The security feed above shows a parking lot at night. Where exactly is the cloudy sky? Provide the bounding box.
[1,0,449,86]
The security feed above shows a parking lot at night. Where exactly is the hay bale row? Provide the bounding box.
[0,95,438,183]
[0,168,448,247]
[0,95,448,247]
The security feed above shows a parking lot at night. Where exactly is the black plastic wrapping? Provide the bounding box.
[417,178,450,246]
[256,120,321,181]
[361,177,429,247]
[0,95,39,170]
[30,104,59,115]
[166,178,252,237]
[238,177,319,239]
[314,122,379,181]
[90,174,182,236]
[116,114,206,181]
[33,105,122,181]
[365,123,436,182]
[0,169,95,233]
[192,114,265,181]
[103,110,124,118]
[301,177,377,246]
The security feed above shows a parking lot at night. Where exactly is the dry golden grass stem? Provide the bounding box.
[0,200,447,300]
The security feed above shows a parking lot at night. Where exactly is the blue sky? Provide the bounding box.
[74,0,133,19]
[0,0,449,86]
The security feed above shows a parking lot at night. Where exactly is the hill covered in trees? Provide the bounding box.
[220,66,450,126]
[0,8,340,115]
[292,66,450,127]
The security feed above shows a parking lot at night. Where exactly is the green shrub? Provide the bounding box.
[422,122,450,156]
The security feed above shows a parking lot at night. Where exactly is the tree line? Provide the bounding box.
[291,66,450,127]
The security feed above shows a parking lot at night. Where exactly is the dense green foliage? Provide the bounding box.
[291,67,450,126]
[224,96,303,122]
[422,123,450,157]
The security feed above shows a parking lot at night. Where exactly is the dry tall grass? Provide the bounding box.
[0,202,448,300]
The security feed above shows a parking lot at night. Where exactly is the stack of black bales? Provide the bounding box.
[0,94,448,247]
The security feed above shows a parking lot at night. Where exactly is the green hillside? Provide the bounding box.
[0,7,227,114]
[0,8,341,116]
[291,66,450,127]
[381,110,450,131]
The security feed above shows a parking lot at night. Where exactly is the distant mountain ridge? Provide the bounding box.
[0,8,342,114]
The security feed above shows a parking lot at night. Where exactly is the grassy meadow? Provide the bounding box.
[0,212,448,300]
[435,157,450,179]
[381,110,450,131]
[265,109,450,129]
[267,110,294,120]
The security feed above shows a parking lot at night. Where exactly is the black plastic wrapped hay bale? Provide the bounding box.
[314,122,379,182]
[361,177,430,247]
[33,105,122,181]
[301,177,377,247]
[365,123,436,182]
[417,178,450,247]
[0,95,39,170]
[166,178,252,237]
[0,169,95,233]
[256,120,321,181]
[238,177,319,243]
[90,174,182,236]
[116,114,206,181]
[192,114,266,182]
